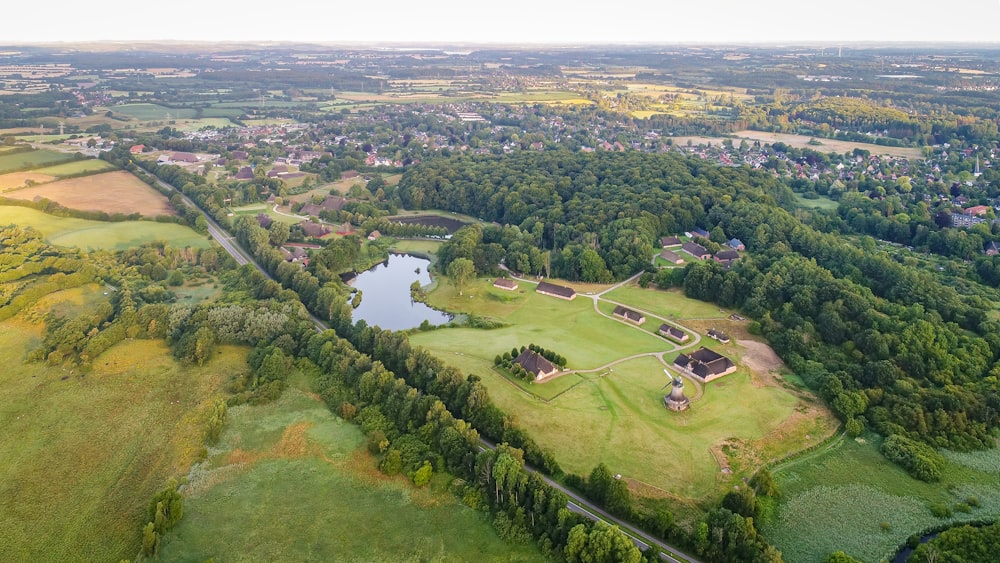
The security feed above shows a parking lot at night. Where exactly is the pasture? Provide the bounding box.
[411,279,834,505]
[159,383,545,562]
[0,149,75,174]
[32,159,116,177]
[100,103,197,121]
[1,171,176,216]
[0,206,212,250]
[0,286,247,561]
[761,434,1000,563]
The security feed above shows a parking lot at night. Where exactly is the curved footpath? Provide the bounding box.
[173,197,701,562]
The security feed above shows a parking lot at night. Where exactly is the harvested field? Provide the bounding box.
[2,171,175,216]
[0,172,57,191]
[732,130,924,159]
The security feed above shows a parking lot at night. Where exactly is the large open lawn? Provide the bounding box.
[411,279,836,507]
[0,149,75,174]
[0,285,247,561]
[160,381,545,562]
[0,206,211,250]
[761,434,1000,563]
[230,203,300,225]
[2,170,176,216]
[792,192,840,211]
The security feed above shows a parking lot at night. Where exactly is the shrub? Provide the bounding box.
[880,434,944,482]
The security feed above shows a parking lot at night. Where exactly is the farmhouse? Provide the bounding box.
[536,281,576,300]
[707,328,731,343]
[658,324,689,343]
[320,195,346,211]
[660,236,682,248]
[682,241,711,260]
[493,278,518,291]
[613,305,646,325]
[660,249,683,264]
[674,347,737,382]
[129,144,145,155]
[298,221,330,238]
[513,349,558,380]
[714,249,740,265]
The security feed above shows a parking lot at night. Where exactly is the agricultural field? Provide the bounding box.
[732,130,925,159]
[32,159,116,177]
[760,434,1000,563]
[0,284,248,561]
[159,380,545,562]
[0,171,57,191]
[411,278,837,508]
[0,206,211,250]
[0,149,75,174]
[99,103,198,121]
[1,171,176,216]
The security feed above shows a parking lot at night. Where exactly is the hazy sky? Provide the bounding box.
[5,0,1000,44]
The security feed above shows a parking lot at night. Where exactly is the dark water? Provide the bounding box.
[346,253,452,331]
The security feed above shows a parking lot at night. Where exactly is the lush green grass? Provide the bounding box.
[762,434,1000,562]
[0,149,75,174]
[160,384,545,562]
[231,204,300,225]
[389,239,444,257]
[792,192,840,211]
[0,206,212,250]
[101,103,197,121]
[0,286,247,561]
[32,159,116,177]
[603,284,729,320]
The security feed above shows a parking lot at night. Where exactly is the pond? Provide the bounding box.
[345,253,452,331]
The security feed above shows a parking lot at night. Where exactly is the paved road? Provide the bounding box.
[163,180,699,560]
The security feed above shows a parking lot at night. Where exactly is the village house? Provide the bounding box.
[298,221,330,238]
[613,305,646,325]
[535,281,576,300]
[681,241,711,260]
[493,278,518,291]
[714,249,740,265]
[129,144,145,155]
[513,349,558,380]
[367,230,381,241]
[707,328,731,343]
[235,166,254,180]
[660,236,682,248]
[658,324,689,343]
[674,347,737,382]
[660,249,683,264]
[965,205,990,217]
[728,238,746,251]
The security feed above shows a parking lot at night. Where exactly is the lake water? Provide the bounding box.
[346,253,452,331]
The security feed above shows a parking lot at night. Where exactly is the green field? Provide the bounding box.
[0,285,247,561]
[0,149,75,174]
[761,434,1000,562]
[411,279,825,505]
[33,159,116,177]
[389,239,444,258]
[604,284,729,320]
[0,206,212,250]
[160,382,545,562]
[230,203,300,225]
[792,192,840,211]
[101,103,198,121]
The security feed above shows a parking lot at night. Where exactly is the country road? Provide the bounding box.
[161,178,699,561]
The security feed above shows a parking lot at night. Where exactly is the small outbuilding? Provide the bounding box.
[493,278,518,291]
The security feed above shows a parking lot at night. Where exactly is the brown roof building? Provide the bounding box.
[682,241,711,260]
[660,249,683,264]
[658,324,689,343]
[513,349,558,380]
[613,305,646,325]
[660,236,682,248]
[298,221,330,238]
[674,347,736,382]
[493,278,518,291]
[536,281,576,300]
[707,328,731,343]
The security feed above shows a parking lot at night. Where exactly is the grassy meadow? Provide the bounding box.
[0,284,247,561]
[159,381,545,562]
[0,149,75,174]
[411,277,834,508]
[792,192,840,211]
[0,206,211,250]
[761,434,1000,563]
[32,159,116,177]
[101,103,197,121]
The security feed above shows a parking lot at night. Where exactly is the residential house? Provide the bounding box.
[674,347,737,382]
[367,230,381,241]
[658,324,689,343]
[235,166,254,180]
[966,205,990,217]
[513,349,558,380]
[536,281,576,300]
[231,150,249,160]
[728,238,745,251]
[613,305,646,325]
[707,328,730,343]
[298,221,330,238]
[714,249,740,265]
[129,144,145,155]
[681,241,711,260]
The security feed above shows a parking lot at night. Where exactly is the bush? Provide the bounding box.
[880,434,945,482]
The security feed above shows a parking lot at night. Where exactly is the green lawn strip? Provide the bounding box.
[0,298,244,561]
[603,285,729,320]
[762,433,1000,562]
[0,149,76,174]
[161,386,545,562]
[0,206,212,250]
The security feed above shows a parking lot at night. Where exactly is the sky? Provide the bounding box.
[4,0,1000,45]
